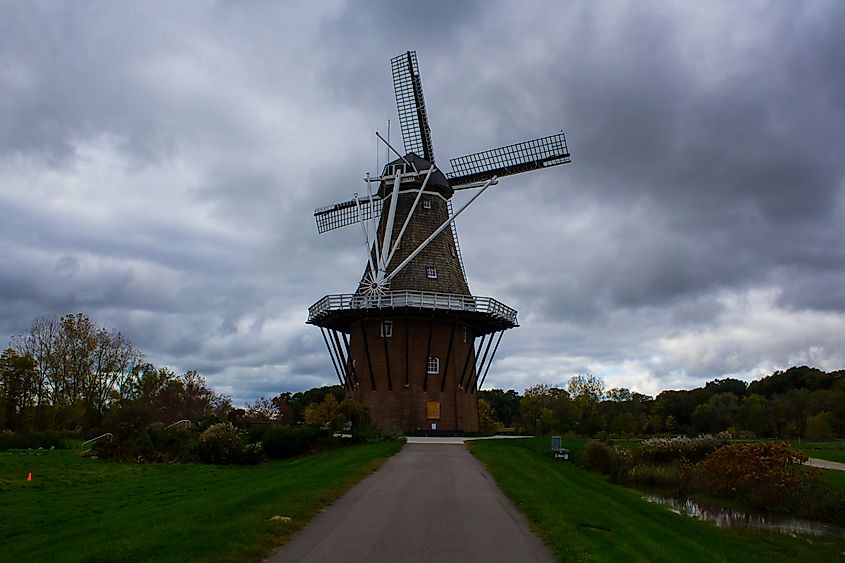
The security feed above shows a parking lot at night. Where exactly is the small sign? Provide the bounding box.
[427,401,441,420]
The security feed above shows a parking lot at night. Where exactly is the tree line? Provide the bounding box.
[3,314,842,440]
[479,366,845,440]
[0,313,363,436]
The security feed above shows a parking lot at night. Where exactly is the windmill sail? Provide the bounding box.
[446,132,571,187]
[391,51,435,163]
[314,196,383,234]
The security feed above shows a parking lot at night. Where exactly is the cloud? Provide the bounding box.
[1,1,844,404]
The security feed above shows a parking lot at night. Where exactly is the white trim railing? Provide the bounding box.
[308,290,518,326]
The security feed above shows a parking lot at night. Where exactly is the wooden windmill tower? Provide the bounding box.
[307,51,570,433]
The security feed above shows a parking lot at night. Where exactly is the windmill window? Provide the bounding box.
[423,199,432,209]
[427,356,440,374]
[463,326,468,343]
[426,267,438,279]
[380,320,393,338]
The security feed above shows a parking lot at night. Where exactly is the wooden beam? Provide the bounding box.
[381,317,392,391]
[440,321,456,392]
[422,316,434,391]
[359,320,377,390]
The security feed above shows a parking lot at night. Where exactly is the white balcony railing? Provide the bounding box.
[308,290,518,326]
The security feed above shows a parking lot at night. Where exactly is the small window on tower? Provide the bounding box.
[423,199,432,209]
[427,356,440,374]
[463,326,468,343]
[380,320,393,337]
[426,267,438,279]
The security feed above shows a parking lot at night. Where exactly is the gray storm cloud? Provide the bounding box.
[1,1,843,404]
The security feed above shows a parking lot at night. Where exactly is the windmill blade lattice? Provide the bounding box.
[391,51,435,163]
[446,132,571,187]
[314,197,383,234]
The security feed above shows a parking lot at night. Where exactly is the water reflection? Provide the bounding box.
[643,495,845,537]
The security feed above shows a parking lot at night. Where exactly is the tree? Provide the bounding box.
[478,399,502,434]
[606,387,632,402]
[245,397,280,423]
[303,394,341,429]
[805,411,837,441]
[0,348,37,430]
[741,394,771,437]
[568,374,605,434]
[11,313,142,429]
[477,389,521,427]
[519,384,571,435]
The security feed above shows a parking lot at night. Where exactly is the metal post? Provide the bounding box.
[385,175,498,284]
[341,331,358,387]
[470,332,495,394]
[384,167,434,270]
[330,329,352,390]
[478,330,505,391]
[458,336,484,388]
[320,328,345,388]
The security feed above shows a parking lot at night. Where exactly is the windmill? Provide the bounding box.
[307,51,570,433]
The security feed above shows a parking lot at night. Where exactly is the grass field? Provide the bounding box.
[793,441,845,464]
[1,441,403,562]
[469,437,845,562]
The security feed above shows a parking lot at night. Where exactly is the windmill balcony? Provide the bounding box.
[307,290,518,334]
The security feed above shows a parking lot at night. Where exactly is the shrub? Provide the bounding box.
[261,425,320,459]
[336,400,371,431]
[247,424,272,444]
[580,440,623,479]
[627,463,685,487]
[145,422,197,462]
[198,423,245,464]
[132,429,155,459]
[236,442,265,465]
[692,442,809,510]
[639,432,730,464]
[352,423,405,444]
[0,431,67,451]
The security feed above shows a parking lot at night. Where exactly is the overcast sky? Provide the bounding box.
[2,1,844,405]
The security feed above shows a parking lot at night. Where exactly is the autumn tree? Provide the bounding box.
[11,313,142,429]
[0,348,37,430]
[568,374,606,434]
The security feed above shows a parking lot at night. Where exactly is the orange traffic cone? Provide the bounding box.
[27,472,32,481]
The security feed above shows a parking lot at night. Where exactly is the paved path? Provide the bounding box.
[807,457,845,471]
[268,443,556,563]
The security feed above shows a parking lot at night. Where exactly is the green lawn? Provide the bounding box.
[793,441,845,464]
[1,441,403,562]
[469,437,845,562]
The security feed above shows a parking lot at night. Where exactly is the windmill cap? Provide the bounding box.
[379,153,454,199]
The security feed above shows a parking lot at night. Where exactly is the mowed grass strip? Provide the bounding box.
[1,441,403,562]
[794,442,845,464]
[468,437,845,562]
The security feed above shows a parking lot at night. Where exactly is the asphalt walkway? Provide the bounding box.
[807,457,845,471]
[268,443,556,563]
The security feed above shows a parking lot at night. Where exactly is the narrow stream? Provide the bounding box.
[643,494,845,537]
